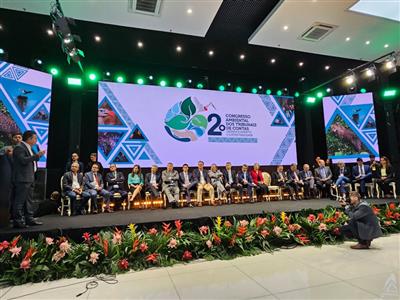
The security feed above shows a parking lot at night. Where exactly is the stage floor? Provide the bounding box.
[0,198,397,240]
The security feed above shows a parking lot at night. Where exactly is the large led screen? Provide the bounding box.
[98,82,297,167]
[0,61,52,167]
[323,92,379,163]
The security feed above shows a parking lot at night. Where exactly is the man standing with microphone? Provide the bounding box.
[12,130,45,228]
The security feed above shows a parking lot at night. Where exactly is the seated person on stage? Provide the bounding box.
[179,163,197,207]
[369,154,380,180]
[312,156,321,171]
[83,162,111,213]
[193,161,215,206]
[145,165,162,198]
[222,162,238,203]
[128,164,144,204]
[237,164,255,202]
[286,163,304,200]
[105,164,128,208]
[162,162,180,208]
[272,165,294,198]
[352,158,372,198]
[250,163,269,200]
[65,152,84,173]
[339,191,382,249]
[62,162,90,215]
[314,159,333,198]
[86,152,104,174]
[332,161,351,200]
[299,164,315,199]
[376,156,395,198]
[208,164,227,202]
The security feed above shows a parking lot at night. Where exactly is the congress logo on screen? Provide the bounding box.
[164,97,211,142]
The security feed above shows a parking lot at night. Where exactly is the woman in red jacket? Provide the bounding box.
[250,163,269,201]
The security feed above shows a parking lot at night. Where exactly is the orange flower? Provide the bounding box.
[271,215,276,223]
[229,234,236,246]
[146,253,158,263]
[132,239,139,252]
[389,203,396,211]
[10,235,21,248]
[174,220,182,232]
[236,226,247,237]
[212,233,221,245]
[102,239,109,256]
[372,206,380,215]
[224,220,232,228]
[386,210,394,219]
[256,217,267,227]
[23,247,36,260]
[162,223,171,235]
[317,213,324,221]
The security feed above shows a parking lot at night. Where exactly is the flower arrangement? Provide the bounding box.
[0,204,399,286]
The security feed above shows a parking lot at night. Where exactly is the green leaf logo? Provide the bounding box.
[191,114,208,129]
[165,114,189,130]
[181,97,196,117]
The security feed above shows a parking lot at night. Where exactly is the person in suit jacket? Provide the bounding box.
[314,159,333,198]
[339,191,382,249]
[271,165,294,198]
[85,153,104,174]
[332,161,351,198]
[352,158,372,198]
[208,164,227,202]
[62,162,90,215]
[84,163,111,213]
[237,164,255,202]
[179,163,197,206]
[145,165,162,198]
[368,154,381,179]
[375,156,395,197]
[250,163,269,200]
[286,163,304,200]
[222,162,238,203]
[12,131,45,228]
[105,164,128,207]
[299,164,315,199]
[65,152,84,173]
[162,162,180,208]
[192,161,215,206]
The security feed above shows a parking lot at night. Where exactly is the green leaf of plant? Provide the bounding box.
[181,97,196,117]
[191,114,208,129]
[165,114,189,130]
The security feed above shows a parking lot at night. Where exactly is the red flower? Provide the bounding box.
[394,213,400,220]
[162,223,171,235]
[199,226,209,235]
[118,258,129,270]
[82,232,91,242]
[102,239,109,256]
[0,241,9,252]
[389,203,396,211]
[256,217,267,227]
[140,242,148,253]
[229,234,236,246]
[23,247,35,260]
[386,210,394,219]
[332,227,341,236]
[10,235,21,248]
[182,250,192,261]
[236,226,247,237]
[372,206,380,215]
[317,213,324,221]
[212,233,221,245]
[132,239,139,252]
[148,228,158,235]
[307,214,316,222]
[224,220,232,228]
[296,234,310,244]
[271,215,276,224]
[384,220,392,226]
[20,259,31,270]
[93,234,100,242]
[146,253,158,263]
[175,220,182,232]
[260,229,270,238]
[334,211,342,219]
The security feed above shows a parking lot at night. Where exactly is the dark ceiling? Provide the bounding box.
[0,2,397,95]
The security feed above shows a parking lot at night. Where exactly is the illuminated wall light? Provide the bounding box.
[325,65,330,70]
[50,67,59,76]
[345,75,355,85]
[196,83,204,89]
[383,89,397,97]
[365,69,374,77]
[294,92,300,97]
[88,73,97,81]
[67,77,82,86]
[159,80,167,87]
[276,90,282,96]
[360,88,367,93]
[176,46,182,52]
[317,92,323,98]
[298,62,304,67]
[176,81,183,88]
[116,76,124,83]
[218,85,225,91]
[306,97,316,103]
[251,88,257,94]
[385,60,395,70]
[326,88,332,93]
[270,58,276,64]
[239,54,245,60]
[266,89,272,95]
[137,78,144,85]
[47,29,54,36]
[208,50,214,56]
[94,35,101,42]
[235,86,242,93]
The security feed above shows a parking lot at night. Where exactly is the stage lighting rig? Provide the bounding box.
[50,0,84,71]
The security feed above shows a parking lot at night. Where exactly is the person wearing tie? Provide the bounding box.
[208,164,227,203]
[162,162,180,208]
[84,163,111,213]
[237,164,255,202]
[222,162,238,204]
[145,165,162,199]
[332,161,351,199]
[314,159,333,198]
[179,163,197,207]
[105,164,127,210]
[193,161,215,206]
[287,163,304,200]
[12,131,45,228]
[352,158,372,198]
[299,164,315,199]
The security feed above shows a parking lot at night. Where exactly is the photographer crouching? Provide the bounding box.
[339,191,382,249]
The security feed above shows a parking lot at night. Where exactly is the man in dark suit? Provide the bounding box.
[286,163,304,200]
[222,162,238,203]
[145,165,162,198]
[314,159,333,198]
[62,162,90,215]
[237,164,255,202]
[65,152,84,173]
[299,164,315,199]
[352,158,372,198]
[83,163,111,213]
[85,153,104,174]
[179,163,197,206]
[339,191,382,249]
[272,165,294,199]
[12,131,45,228]
[105,164,128,207]
[192,161,214,206]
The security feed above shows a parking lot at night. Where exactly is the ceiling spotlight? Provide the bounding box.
[94,35,101,42]
[148,75,153,80]
[299,76,306,82]
[208,50,214,56]
[47,29,54,36]
[258,85,262,89]
[0,24,3,30]
[270,58,276,64]
[326,88,332,93]
[325,65,330,70]
[137,41,143,48]
[345,75,355,85]
[346,37,351,42]
[36,59,43,65]
[176,45,182,52]
[227,83,231,86]
[298,62,304,67]
[283,25,289,31]
[188,79,192,83]
[385,60,395,70]
[187,8,193,14]
[0,48,5,55]
[384,44,389,48]
[105,71,111,76]
[239,54,245,60]
[365,40,370,45]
